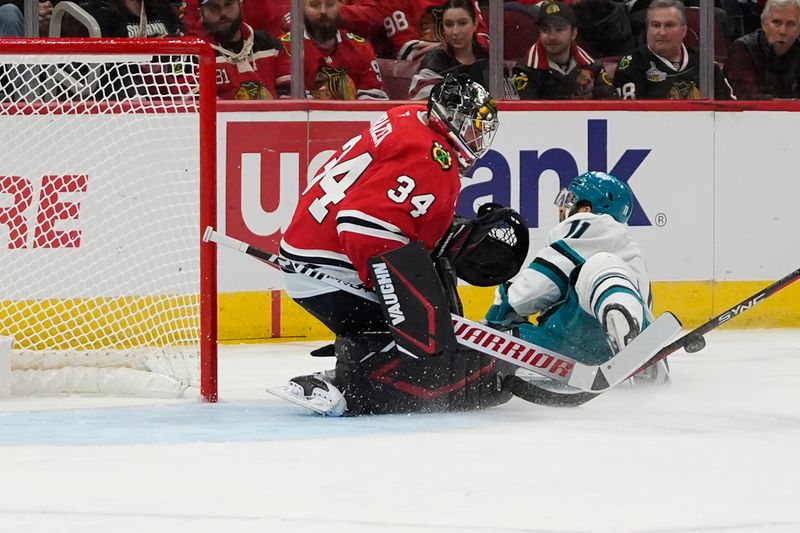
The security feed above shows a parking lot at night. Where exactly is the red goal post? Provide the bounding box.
[0,39,218,401]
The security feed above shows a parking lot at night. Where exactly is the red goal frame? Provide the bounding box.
[0,38,219,401]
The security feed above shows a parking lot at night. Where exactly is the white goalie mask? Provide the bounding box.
[427,75,499,171]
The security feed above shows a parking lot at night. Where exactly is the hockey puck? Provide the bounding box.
[684,334,706,353]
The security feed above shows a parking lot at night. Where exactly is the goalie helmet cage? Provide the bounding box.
[0,39,218,401]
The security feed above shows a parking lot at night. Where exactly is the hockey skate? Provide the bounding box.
[602,304,671,386]
[267,372,347,416]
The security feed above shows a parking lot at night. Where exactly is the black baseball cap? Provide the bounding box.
[536,2,577,26]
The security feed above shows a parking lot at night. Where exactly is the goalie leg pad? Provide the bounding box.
[333,333,513,415]
[368,242,458,358]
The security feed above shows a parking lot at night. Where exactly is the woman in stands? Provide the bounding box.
[408,0,499,99]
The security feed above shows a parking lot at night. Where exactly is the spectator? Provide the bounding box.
[0,0,53,36]
[724,0,800,99]
[339,0,488,60]
[630,0,736,44]
[614,0,735,99]
[199,0,280,99]
[181,0,287,39]
[278,0,489,60]
[276,0,387,100]
[0,1,24,36]
[511,1,617,99]
[572,0,635,58]
[82,0,183,37]
[408,0,494,99]
[70,1,185,100]
[337,0,381,36]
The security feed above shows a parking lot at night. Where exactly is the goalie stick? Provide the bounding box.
[508,265,800,407]
[204,227,379,303]
[203,227,681,393]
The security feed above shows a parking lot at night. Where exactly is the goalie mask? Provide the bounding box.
[436,203,529,286]
[427,75,499,171]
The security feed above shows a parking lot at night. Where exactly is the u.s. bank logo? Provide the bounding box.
[458,119,652,227]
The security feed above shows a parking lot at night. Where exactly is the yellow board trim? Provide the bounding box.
[7,281,795,347]
[216,280,800,342]
[1,295,199,350]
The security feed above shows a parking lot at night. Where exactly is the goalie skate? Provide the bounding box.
[267,373,347,416]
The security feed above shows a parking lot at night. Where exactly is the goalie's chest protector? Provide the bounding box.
[281,105,461,285]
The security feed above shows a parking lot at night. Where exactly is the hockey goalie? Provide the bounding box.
[272,75,532,416]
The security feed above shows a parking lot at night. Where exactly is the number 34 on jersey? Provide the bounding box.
[306,114,450,224]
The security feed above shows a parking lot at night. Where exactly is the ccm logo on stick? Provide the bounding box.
[0,174,87,249]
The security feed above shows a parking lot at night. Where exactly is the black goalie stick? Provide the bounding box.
[507,266,800,407]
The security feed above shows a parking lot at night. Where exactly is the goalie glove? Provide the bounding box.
[435,203,529,287]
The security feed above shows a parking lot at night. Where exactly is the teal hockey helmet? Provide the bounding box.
[555,171,633,223]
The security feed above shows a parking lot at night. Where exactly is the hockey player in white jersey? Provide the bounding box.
[485,170,669,385]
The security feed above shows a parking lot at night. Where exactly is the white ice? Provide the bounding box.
[1,329,799,533]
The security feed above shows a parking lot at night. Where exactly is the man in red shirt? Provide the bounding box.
[274,76,511,416]
[271,0,489,61]
[276,0,387,99]
[340,0,489,60]
[199,0,281,99]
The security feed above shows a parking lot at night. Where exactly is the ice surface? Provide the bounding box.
[1,331,799,533]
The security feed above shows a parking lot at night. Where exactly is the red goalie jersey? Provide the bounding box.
[280,105,461,297]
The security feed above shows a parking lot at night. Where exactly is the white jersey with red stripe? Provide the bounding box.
[280,105,461,298]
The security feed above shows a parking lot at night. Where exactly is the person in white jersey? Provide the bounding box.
[485,170,669,386]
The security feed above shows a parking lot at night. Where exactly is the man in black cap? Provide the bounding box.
[511,1,616,99]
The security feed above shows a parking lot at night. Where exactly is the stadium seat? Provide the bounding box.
[684,6,728,64]
[600,56,622,81]
[376,58,420,100]
[503,2,540,61]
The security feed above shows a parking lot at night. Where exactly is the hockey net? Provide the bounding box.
[0,39,217,401]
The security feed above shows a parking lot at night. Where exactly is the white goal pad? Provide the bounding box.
[0,39,218,400]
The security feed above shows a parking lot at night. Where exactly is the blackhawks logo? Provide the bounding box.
[235,81,273,100]
[431,141,452,171]
[512,72,529,93]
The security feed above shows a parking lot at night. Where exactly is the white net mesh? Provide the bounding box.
[0,45,211,397]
